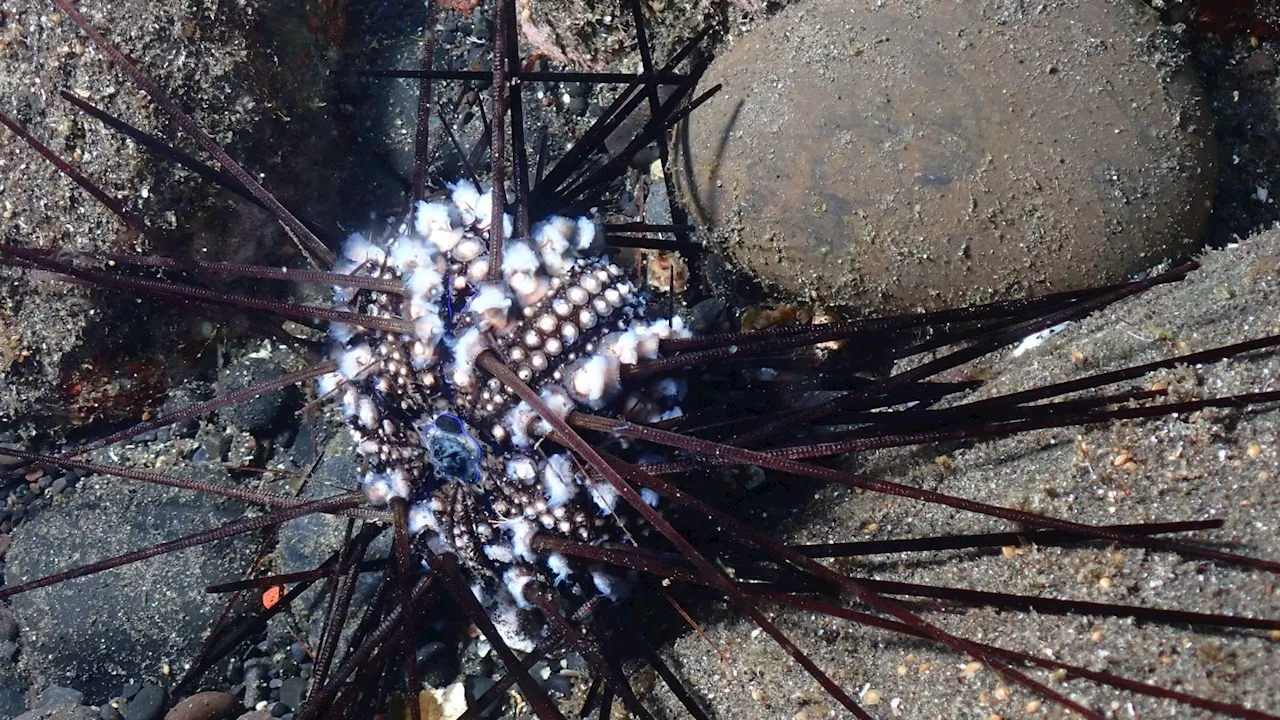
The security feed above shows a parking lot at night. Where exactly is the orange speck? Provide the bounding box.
[262,585,284,610]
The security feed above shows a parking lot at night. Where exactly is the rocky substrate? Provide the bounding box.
[2,0,1280,719]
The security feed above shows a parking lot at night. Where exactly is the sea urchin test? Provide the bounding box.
[318,180,689,645]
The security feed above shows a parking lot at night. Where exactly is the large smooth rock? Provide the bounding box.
[676,0,1216,311]
[5,476,255,702]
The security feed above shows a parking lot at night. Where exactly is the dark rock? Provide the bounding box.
[39,686,86,708]
[156,386,209,442]
[463,675,502,719]
[215,356,298,435]
[13,706,98,720]
[121,684,142,701]
[225,659,244,685]
[542,673,573,697]
[100,706,124,720]
[287,425,315,468]
[233,713,272,720]
[417,641,460,687]
[4,477,255,702]
[123,684,166,720]
[0,608,18,640]
[676,0,1216,313]
[1246,50,1277,78]
[0,676,25,719]
[274,434,361,623]
[197,432,231,464]
[163,691,240,720]
[277,678,306,712]
[243,663,267,709]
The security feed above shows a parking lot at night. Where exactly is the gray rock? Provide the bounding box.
[676,0,1216,313]
[0,609,18,640]
[215,357,298,435]
[0,678,25,719]
[123,684,166,720]
[39,686,85,708]
[276,678,306,713]
[13,706,98,720]
[4,475,255,702]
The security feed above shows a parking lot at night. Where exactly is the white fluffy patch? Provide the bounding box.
[327,322,356,345]
[361,471,401,506]
[356,396,379,429]
[408,502,439,535]
[575,217,597,251]
[546,553,573,586]
[503,567,537,610]
[484,544,516,565]
[640,488,661,507]
[414,313,444,345]
[389,236,434,272]
[490,597,536,653]
[474,188,495,228]
[541,454,578,508]
[341,233,385,266]
[531,386,575,438]
[411,316,444,369]
[636,317,691,360]
[602,331,641,365]
[453,237,485,262]
[430,227,465,253]
[590,568,629,602]
[587,480,620,515]
[414,200,456,235]
[565,354,622,408]
[467,283,513,330]
[501,241,542,297]
[338,344,375,380]
[406,265,444,300]
[651,376,687,402]
[534,219,574,276]
[450,180,482,225]
[504,401,540,449]
[316,372,343,398]
[340,388,359,420]
[450,327,488,390]
[506,455,539,484]
[501,518,538,563]
[633,323,662,360]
